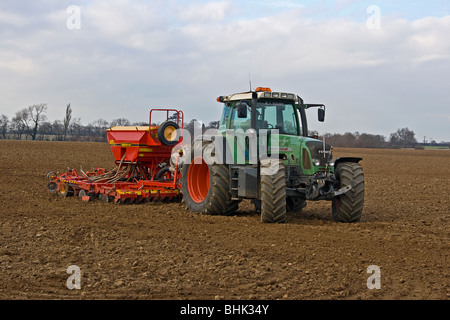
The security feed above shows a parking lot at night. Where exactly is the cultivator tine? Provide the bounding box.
[80,166,89,179]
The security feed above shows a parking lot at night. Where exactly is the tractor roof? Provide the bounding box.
[217,87,299,103]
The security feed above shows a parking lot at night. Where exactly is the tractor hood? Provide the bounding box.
[303,137,334,168]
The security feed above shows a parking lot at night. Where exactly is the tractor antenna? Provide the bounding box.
[248,73,252,92]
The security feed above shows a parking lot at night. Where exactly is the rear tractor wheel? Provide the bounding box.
[180,142,239,216]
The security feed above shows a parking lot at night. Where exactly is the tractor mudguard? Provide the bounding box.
[334,157,362,168]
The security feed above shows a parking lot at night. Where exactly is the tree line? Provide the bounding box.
[315,128,449,149]
[0,104,448,148]
[0,104,147,142]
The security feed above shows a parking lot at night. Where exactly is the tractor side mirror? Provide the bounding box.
[318,108,325,122]
[237,102,248,118]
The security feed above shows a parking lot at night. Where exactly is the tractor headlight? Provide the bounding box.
[328,153,335,167]
[312,158,321,167]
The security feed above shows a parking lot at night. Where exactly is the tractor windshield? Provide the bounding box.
[226,101,299,135]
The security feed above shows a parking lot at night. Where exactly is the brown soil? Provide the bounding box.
[0,140,448,300]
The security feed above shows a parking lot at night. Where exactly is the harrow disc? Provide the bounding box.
[57,183,74,198]
[78,189,93,201]
[99,193,109,203]
[135,195,143,204]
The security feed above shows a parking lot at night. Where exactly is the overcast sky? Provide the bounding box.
[1,0,449,142]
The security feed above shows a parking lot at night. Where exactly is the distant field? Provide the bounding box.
[423,146,449,150]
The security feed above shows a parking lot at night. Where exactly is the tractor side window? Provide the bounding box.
[219,105,232,132]
[281,104,298,135]
[230,102,252,131]
[258,103,298,135]
[262,107,277,129]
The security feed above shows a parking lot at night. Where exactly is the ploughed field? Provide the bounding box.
[0,140,448,300]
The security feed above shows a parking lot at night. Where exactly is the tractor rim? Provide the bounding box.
[187,156,210,203]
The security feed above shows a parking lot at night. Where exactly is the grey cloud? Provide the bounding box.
[0,1,449,141]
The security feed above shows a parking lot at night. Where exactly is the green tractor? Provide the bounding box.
[180,87,364,223]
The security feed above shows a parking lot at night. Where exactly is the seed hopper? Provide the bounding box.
[47,109,184,204]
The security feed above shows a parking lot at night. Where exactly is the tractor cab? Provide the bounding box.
[217,87,325,136]
[216,87,333,174]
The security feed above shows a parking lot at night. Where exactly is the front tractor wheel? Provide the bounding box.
[260,159,286,223]
[332,162,365,223]
[287,197,306,214]
[180,143,239,216]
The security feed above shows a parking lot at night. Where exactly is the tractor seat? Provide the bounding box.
[240,120,252,131]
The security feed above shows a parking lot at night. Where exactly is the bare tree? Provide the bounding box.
[69,117,82,139]
[88,118,109,141]
[132,121,149,126]
[0,114,9,139]
[110,118,131,127]
[205,120,219,130]
[13,104,47,140]
[184,119,200,137]
[52,120,64,141]
[389,127,417,148]
[10,116,26,140]
[39,121,53,140]
[63,104,72,141]
[168,112,179,123]
[29,104,47,140]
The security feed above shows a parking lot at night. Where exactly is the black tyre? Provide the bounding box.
[157,121,180,146]
[47,182,58,192]
[332,162,364,223]
[252,199,261,213]
[154,166,172,181]
[260,159,286,223]
[287,197,306,213]
[180,142,239,216]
